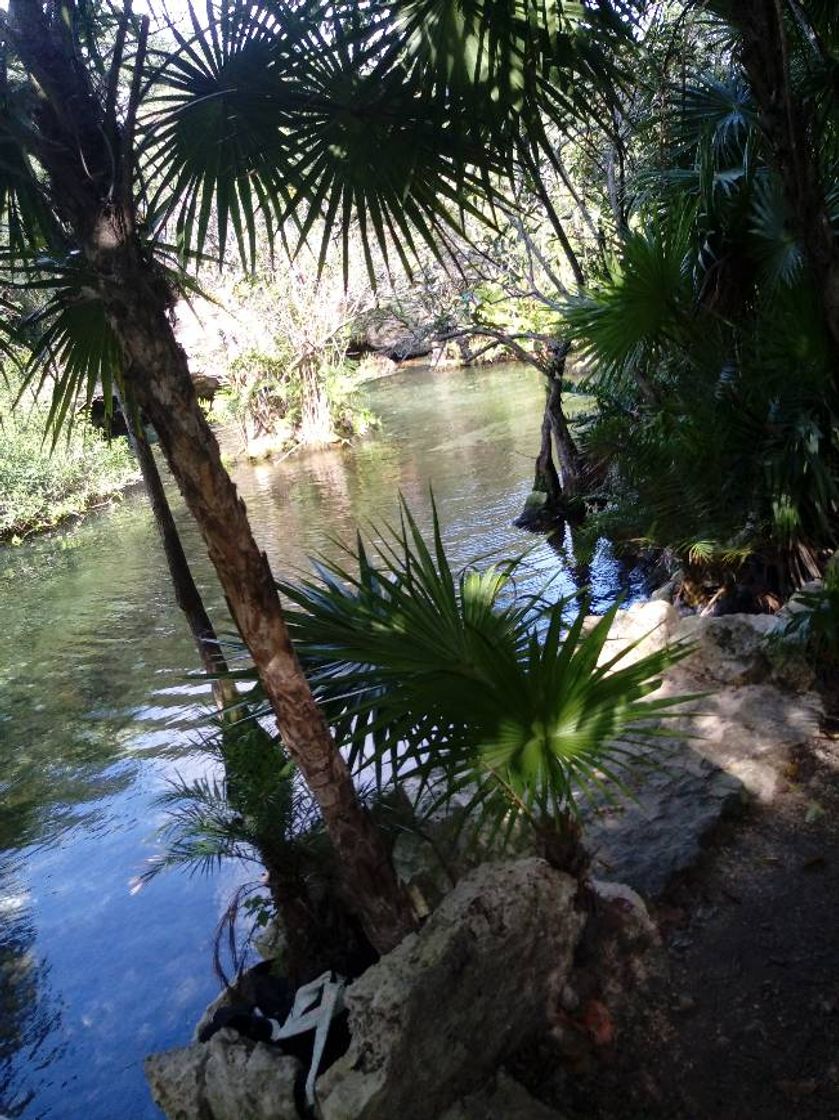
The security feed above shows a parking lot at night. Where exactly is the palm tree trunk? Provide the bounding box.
[5,0,415,955]
[116,278,415,953]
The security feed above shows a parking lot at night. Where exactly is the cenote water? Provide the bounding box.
[0,363,646,1118]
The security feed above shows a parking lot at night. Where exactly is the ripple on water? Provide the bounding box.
[0,363,646,1119]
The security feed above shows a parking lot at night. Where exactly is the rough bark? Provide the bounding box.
[115,294,414,952]
[7,0,415,953]
[534,411,562,503]
[535,341,583,500]
[545,370,583,498]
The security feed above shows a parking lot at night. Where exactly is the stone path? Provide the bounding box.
[584,602,823,897]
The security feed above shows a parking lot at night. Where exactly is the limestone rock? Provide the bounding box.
[203,1030,301,1120]
[668,678,822,802]
[145,1041,208,1120]
[672,613,780,686]
[439,1073,567,1120]
[580,605,823,895]
[317,859,584,1120]
[588,600,680,668]
[585,745,744,895]
[145,1029,302,1120]
[358,315,431,360]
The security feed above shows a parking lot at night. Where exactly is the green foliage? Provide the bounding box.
[142,709,325,882]
[0,376,138,541]
[564,55,839,589]
[279,498,695,849]
[781,559,839,670]
[190,258,379,453]
[565,210,696,384]
[141,0,640,279]
[216,346,374,451]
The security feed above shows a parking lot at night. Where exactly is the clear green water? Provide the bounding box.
[0,364,644,1118]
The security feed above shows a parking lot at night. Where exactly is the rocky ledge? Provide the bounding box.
[585,601,822,895]
[146,600,822,1119]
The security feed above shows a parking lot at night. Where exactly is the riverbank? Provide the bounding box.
[510,608,839,1119]
[0,398,140,543]
[144,599,834,1119]
[0,361,573,1120]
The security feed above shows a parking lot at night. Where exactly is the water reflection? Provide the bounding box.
[0,363,643,1118]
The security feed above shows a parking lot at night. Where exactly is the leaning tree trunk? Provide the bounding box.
[7,0,415,955]
[119,387,238,714]
[116,298,415,951]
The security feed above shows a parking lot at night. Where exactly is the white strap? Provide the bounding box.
[265,972,347,1106]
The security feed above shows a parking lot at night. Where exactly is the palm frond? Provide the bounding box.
[141,0,638,279]
[563,206,697,383]
[14,255,123,441]
[279,496,695,846]
[748,172,803,290]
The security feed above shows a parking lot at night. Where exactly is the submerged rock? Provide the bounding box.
[317,859,584,1120]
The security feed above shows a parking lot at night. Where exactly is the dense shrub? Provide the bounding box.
[0,386,138,541]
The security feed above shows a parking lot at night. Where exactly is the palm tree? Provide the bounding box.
[564,62,839,595]
[0,0,638,949]
[709,1,839,363]
[277,500,694,875]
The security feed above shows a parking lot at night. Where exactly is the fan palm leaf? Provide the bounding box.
[279,497,696,847]
[141,0,640,278]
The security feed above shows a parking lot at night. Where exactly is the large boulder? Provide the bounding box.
[585,746,744,895]
[580,603,823,889]
[317,859,585,1120]
[355,315,432,361]
[144,1028,302,1120]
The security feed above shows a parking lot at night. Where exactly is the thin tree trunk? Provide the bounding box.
[546,372,583,498]
[534,410,562,503]
[522,343,583,526]
[542,342,583,498]
[119,387,238,713]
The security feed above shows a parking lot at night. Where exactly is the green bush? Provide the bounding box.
[781,559,839,670]
[0,385,139,541]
